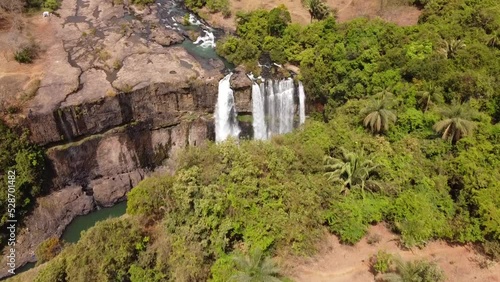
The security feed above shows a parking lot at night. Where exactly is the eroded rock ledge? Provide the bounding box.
[0,0,253,277]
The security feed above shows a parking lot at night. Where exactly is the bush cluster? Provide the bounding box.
[0,121,45,249]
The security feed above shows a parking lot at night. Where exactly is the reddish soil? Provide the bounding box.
[284,224,500,282]
[0,13,57,123]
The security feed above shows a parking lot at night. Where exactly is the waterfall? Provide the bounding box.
[216,75,306,141]
[266,80,277,137]
[252,82,267,140]
[298,82,306,125]
[215,74,240,142]
[276,78,295,134]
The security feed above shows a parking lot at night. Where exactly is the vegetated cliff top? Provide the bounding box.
[198,0,421,31]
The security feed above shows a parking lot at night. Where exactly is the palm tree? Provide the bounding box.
[324,148,378,195]
[229,249,282,282]
[416,82,444,112]
[302,0,330,22]
[374,87,394,100]
[382,257,445,282]
[361,99,397,134]
[487,30,500,48]
[433,104,476,144]
[438,39,466,59]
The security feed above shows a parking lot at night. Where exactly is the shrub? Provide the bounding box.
[206,0,229,13]
[325,193,390,244]
[371,250,393,274]
[482,240,500,261]
[14,43,39,64]
[34,257,67,282]
[382,258,445,282]
[126,176,175,219]
[367,233,382,245]
[35,237,62,265]
[388,186,454,247]
[131,0,154,6]
[43,0,60,11]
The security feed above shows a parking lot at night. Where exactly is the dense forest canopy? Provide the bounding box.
[17,0,500,281]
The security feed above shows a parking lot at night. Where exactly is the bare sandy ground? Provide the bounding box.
[202,0,421,31]
[0,14,57,124]
[284,224,500,282]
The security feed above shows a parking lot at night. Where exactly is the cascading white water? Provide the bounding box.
[188,14,202,25]
[216,74,306,141]
[251,82,267,140]
[266,80,277,137]
[298,82,306,125]
[194,30,216,48]
[215,74,240,142]
[276,78,295,134]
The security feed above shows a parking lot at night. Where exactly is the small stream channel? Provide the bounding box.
[156,0,233,69]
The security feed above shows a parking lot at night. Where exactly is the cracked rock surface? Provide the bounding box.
[0,0,233,277]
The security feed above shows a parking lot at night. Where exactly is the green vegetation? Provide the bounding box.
[34,218,146,282]
[24,0,60,11]
[35,237,62,265]
[302,0,332,22]
[371,250,393,274]
[228,249,282,282]
[324,147,378,195]
[130,0,154,6]
[14,42,39,64]
[381,257,445,282]
[33,0,500,279]
[185,0,231,17]
[0,121,45,248]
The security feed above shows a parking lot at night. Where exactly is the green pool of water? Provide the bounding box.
[61,201,127,244]
[181,40,234,70]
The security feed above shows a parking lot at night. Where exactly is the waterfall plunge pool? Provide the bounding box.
[61,201,128,244]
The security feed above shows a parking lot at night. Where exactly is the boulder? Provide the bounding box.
[150,27,184,47]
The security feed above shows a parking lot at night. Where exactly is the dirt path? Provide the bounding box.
[285,224,500,282]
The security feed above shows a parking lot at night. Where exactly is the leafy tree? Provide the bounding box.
[324,148,378,194]
[433,104,476,144]
[362,99,397,134]
[302,0,331,22]
[229,249,282,282]
[267,5,291,37]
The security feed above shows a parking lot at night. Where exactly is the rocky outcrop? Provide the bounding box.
[46,116,214,194]
[3,187,94,274]
[151,27,184,47]
[230,67,253,113]
[25,78,221,146]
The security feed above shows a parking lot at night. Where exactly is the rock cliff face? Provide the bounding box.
[0,0,252,276]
